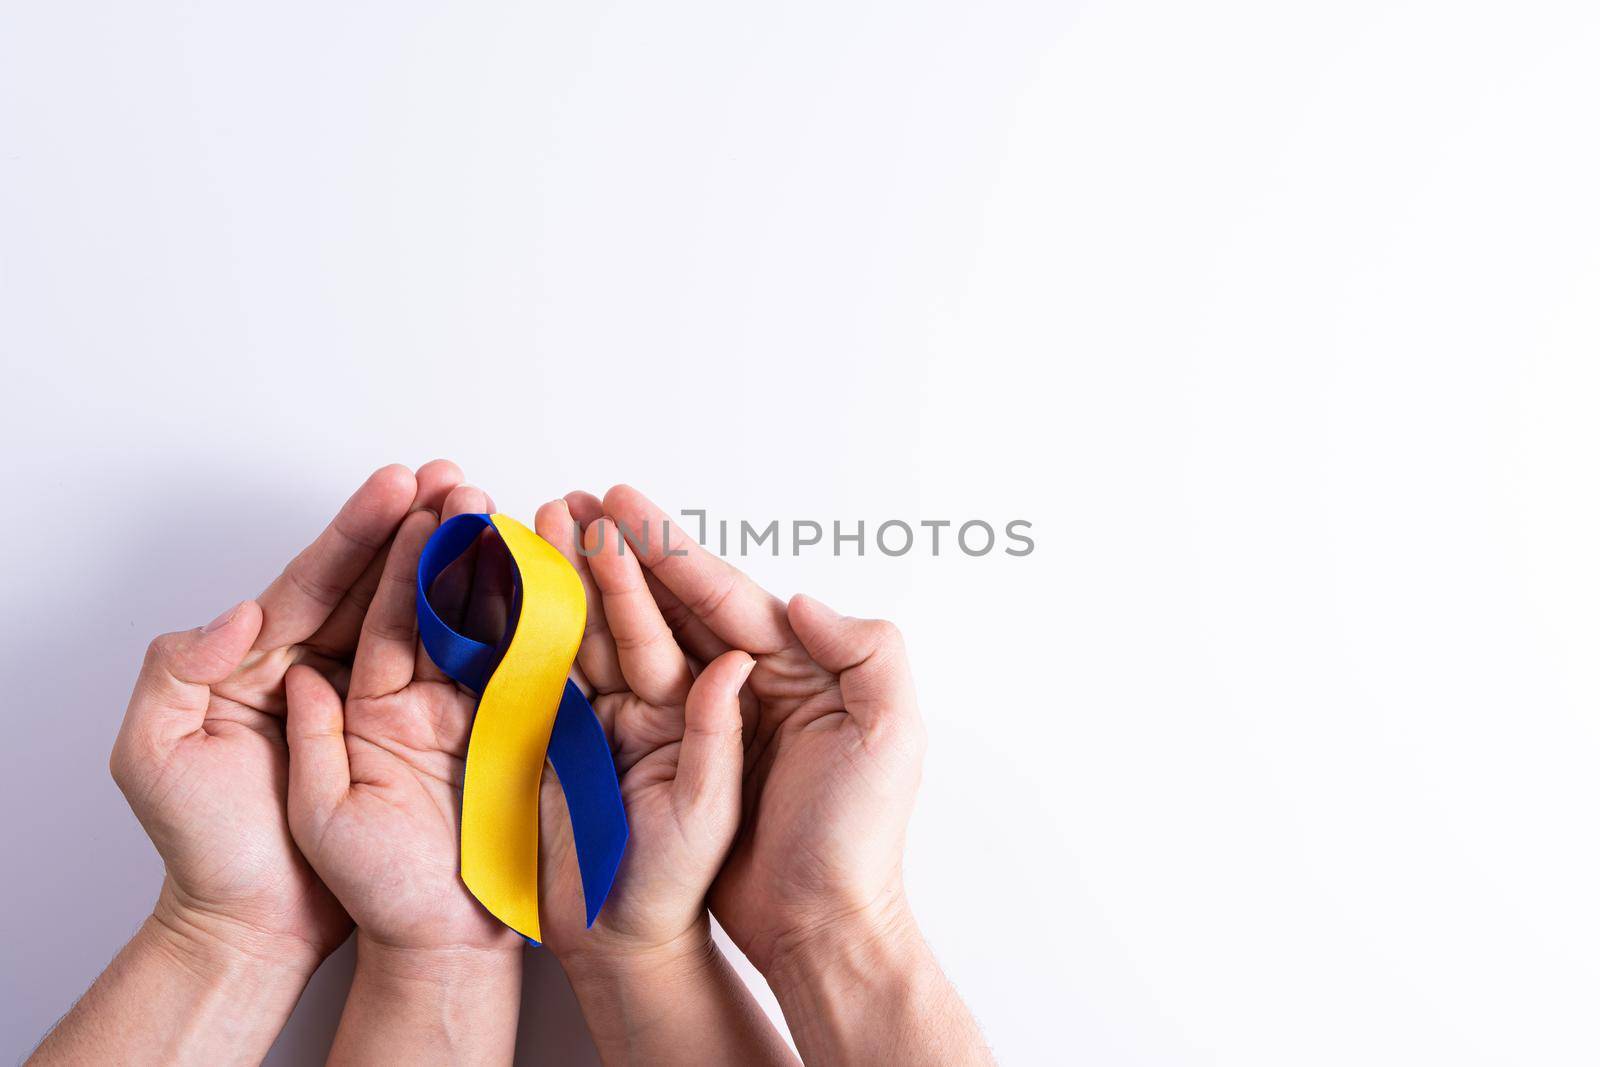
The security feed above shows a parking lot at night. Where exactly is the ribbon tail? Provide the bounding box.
[547,680,629,927]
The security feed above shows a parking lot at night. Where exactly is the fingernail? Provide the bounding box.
[202,602,240,633]
[737,656,757,684]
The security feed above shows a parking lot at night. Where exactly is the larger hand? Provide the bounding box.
[589,486,927,971]
[108,460,462,965]
[593,487,993,1067]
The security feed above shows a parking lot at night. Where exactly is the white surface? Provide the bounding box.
[3,2,1600,1063]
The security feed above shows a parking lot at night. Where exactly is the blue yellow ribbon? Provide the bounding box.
[415,512,627,944]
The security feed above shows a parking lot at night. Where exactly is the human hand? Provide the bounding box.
[530,497,755,967]
[283,484,522,957]
[577,488,996,1067]
[587,486,928,973]
[108,461,463,970]
[512,498,794,1067]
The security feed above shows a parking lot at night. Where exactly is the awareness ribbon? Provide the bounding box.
[415,512,627,944]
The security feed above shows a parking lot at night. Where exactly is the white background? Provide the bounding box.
[3,2,1599,1063]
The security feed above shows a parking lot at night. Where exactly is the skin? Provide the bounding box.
[30,460,466,1066]
[283,484,525,1066]
[589,484,996,1067]
[33,466,987,1066]
[527,498,799,1067]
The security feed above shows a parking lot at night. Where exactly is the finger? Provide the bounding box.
[412,483,492,684]
[463,529,513,647]
[601,484,791,654]
[349,509,438,700]
[447,481,497,539]
[561,490,611,672]
[442,483,491,521]
[256,464,417,651]
[535,499,624,694]
[118,601,265,746]
[413,458,466,513]
[675,651,755,809]
[643,568,758,742]
[302,462,464,657]
[285,664,351,824]
[642,569,730,665]
[564,491,604,527]
[786,595,920,734]
[429,485,494,630]
[454,486,509,645]
[303,548,389,659]
[587,517,693,706]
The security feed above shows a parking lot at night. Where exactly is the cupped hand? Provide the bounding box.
[528,497,755,965]
[586,486,928,973]
[109,460,465,964]
[283,485,523,955]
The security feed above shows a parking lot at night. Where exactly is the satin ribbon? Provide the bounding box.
[416,512,627,944]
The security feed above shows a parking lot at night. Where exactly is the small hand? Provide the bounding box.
[109,461,463,965]
[283,485,521,954]
[531,498,754,963]
[590,486,928,972]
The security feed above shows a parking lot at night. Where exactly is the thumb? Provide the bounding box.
[675,651,755,810]
[786,594,920,735]
[123,600,264,741]
[285,664,351,829]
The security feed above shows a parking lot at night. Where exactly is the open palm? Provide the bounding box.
[531,500,752,960]
[591,486,928,973]
[110,461,464,960]
[284,486,521,954]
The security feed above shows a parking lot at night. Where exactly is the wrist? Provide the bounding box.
[763,890,994,1067]
[328,932,523,1065]
[56,882,326,1066]
[559,919,719,990]
[148,880,326,988]
[351,930,523,992]
[559,919,745,1055]
[763,885,926,996]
